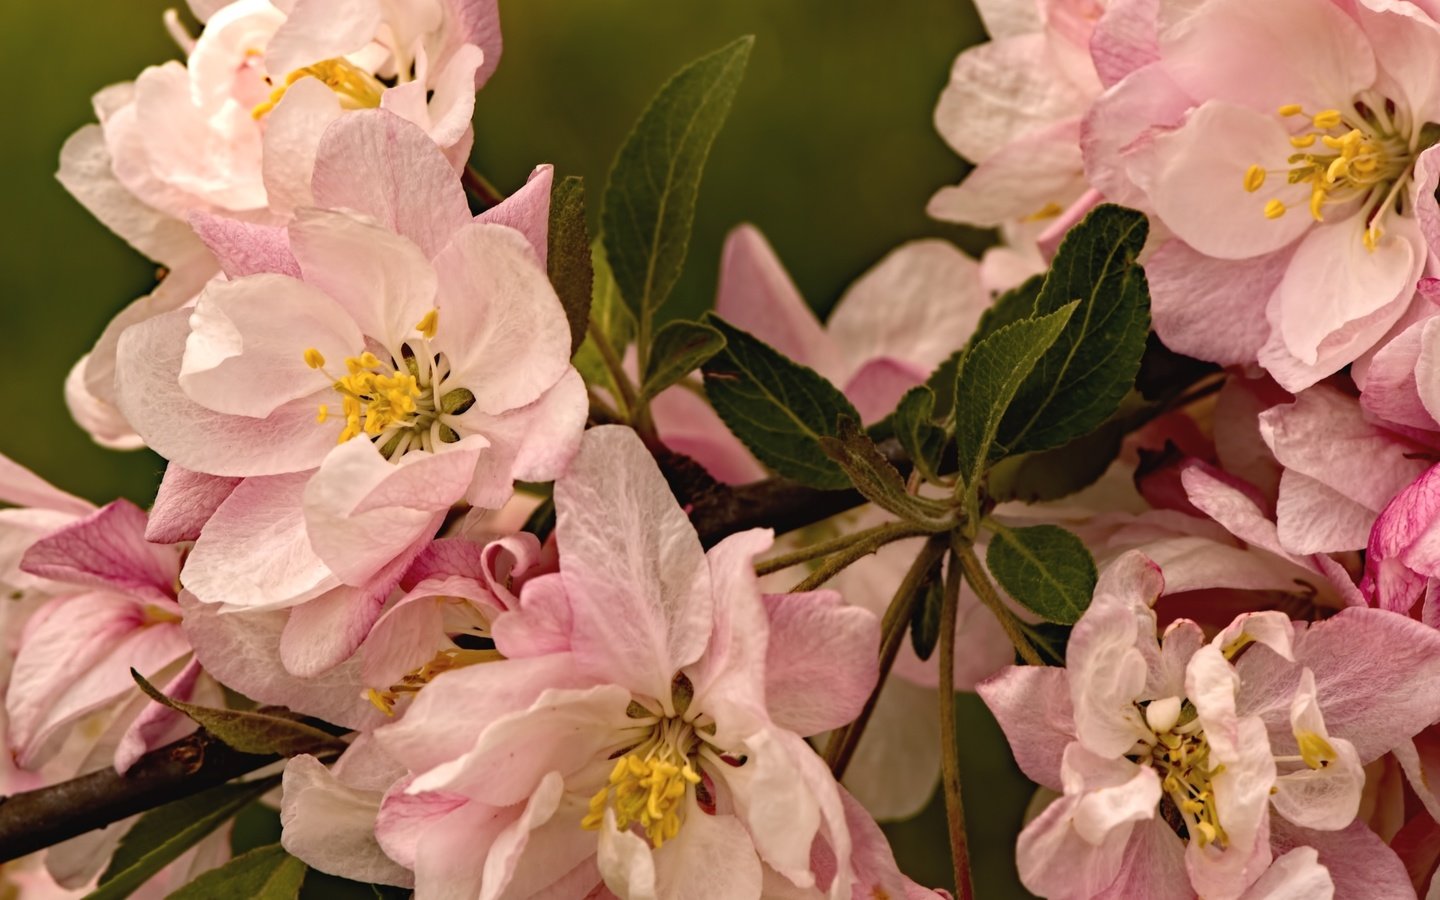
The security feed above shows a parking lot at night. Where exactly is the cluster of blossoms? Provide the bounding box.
[8,0,1440,898]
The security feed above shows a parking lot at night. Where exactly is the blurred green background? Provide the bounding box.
[3,1,1036,896]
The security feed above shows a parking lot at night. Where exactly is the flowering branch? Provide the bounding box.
[938,541,976,900]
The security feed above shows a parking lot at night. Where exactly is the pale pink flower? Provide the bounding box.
[114,111,582,678]
[1362,460,1440,619]
[281,426,892,898]
[1084,0,1440,390]
[979,551,1440,899]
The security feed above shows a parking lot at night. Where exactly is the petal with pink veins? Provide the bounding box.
[20,499,178,605]
[474,165,554,265]
[146,465,240,545]
[280,753,414,887]
[760,590,878,737]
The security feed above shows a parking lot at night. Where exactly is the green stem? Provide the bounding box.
[757,520,924,577]
[954,539,1044,666]
[587,321,639,422]
[939,546,976,900]
[824,535,947,778]
[786,522,931,593]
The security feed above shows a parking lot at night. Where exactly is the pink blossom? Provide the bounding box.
[279,426,896,898]
[1084,0,1440,390]
[115,111,583,678]
[979,551,1440,898]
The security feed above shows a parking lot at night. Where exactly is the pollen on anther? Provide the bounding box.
[1278,103,1304,117]
[415,309,439,340]
[316,404,329,424]
[1312,109,1343,129]
[1263,199,1287,219]
[1243,165,1266,193]
[303,347,326,369]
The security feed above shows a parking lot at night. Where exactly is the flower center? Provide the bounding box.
[582,716,703,848]
[252,57,385,119]
[364,644,501,716]
[1245,96,1433,251]
[1129,697,1227,848]
[304,311,476,461]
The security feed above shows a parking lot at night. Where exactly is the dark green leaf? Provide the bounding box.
[1022,621,1072,666]
[909,560,945,662]
[702,315,860,489]
[546,176,592,355]
[573,240,634,394]
[601,36,754,324]
[640,319,726,401]
[1135,332,1220,403]
[988,411,1128,504]
[926,275,1043,424]
[986,524,1097,625]
[953,304,1076,496]
[166,843,306,900]
[997,205,1151,456]
[891,386,945,483]
[91,778,278,900]
[818,418,952,525]
[132,671,346,757]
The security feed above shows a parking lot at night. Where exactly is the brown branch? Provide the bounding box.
[0,732,277,863]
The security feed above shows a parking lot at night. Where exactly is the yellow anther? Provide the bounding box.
[1278,103,1305,117]
[316,404,329,424]
[253,57,385,119]
[1312,109,1344,129]
[1297,732,1338,769]
[1264,199,1287,219]
[1243,165,1267,193]
[303,347,326,369]
[1364,225,1382,252]
[365,688,396,716]
[1309,187,1327,221]
[1021,201,1064,222]
[1196,821,1219,847]
[1289,133,1317,149]
[415,309,439,340]
[583,749,700,848]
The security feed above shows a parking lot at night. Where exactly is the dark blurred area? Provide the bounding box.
[1,2,1034,896]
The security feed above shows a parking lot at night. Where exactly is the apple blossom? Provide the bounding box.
[1084,0,1440,389]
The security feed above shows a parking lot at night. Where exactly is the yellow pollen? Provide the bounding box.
[316,404,329,424]
[581,748,702,848]
[1297,731,1338,770]
[362,647,500,717]
[415,309,439,340]
[1243,165,1266,193]
[1289,133,1317,149]
[1278,103,1305,117]
[1264,199,1287,219]
[1312,109,1344,129]
[253,58,385,119]
[1021,201,1065,222]
[303,347,326,369]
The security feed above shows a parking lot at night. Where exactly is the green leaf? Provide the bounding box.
[573,240,635,394]
[601,36,754,327]
[546,176,593,355]
[926,275,1042,424]
[952,303,1076,497]
[890,386,945,483]
[90,778,278,900]
[701,315,860,489]
[166,844,306,900]
[997,205,1151,456]
[909,560,945,662]
[989,391,1150,504]
[818,418,952,526]
[132,671,346,757]
[640,319,726,401]
[986,523,1097,625]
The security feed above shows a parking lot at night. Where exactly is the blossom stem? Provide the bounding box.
[786,521,932,593]
[939,542,976,900]
[461,164,506,209]
[756,519,927,576]
[587,321,640,422]
[824,535,947,778]
[955,540,1044,666]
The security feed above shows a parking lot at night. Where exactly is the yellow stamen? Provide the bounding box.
[1312,108,1343,129]
[253,58,385,119]
[1243,165,1266,193]
[1264,199,1287,219]
[1278,103,1305,117]
[1289,133,1317,149]
[316,404,329,424]
[1297,731,1338,770]
[581,749,702,848]
[303,347,326,369]
[415,309,439,340]
[1021,201,1064,222]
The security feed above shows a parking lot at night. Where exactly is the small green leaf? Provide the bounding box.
[927,275,1042,424]
[573,240,635,395]
[640,319,726,401]
[818,418,952,526]
[602,36,754,325]
[986,524,1097,625]
[997,205,1151,456]
[90,778,278,900]
[909,559,946,662]
[702,315,861,490]
[890,386,945,483]
[166,843,307,900]
[953,304,1077,497]
[132,671,345,757]
[547,176,592,355]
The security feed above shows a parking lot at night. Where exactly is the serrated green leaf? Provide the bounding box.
[574,240,634,394]
[547,176,592,355]
[891,386,945,483]
[953,303,1076,498]
[601,36,754,326]
[166,843,306,900]
[701,315,860,489]
[927,275,1043,425]
[640,319,726,402]
[90,778,278,900]
[133,671,345,757]
[818,418,953,526]
[986,524,1097,625]
[997,205,1151,456]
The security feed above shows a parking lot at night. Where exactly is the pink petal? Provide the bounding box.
[1090,0,1159,88]
[1146,238,1288,366]
[280,753,415,887]
[264,0,383,77]
[451,369,587,508]
[1359,313,1440,431]
[1091,817,1191,900]
[373,779,468,870]
[651,804,762,900]
[842,678,942,822]
[0,453,93,516]
[975,664,1074,791]
[146,465,240,544]
[114,658,203,775]
[927,119,1087,228]
[649,384,764,486]
[491,572,574,659]
[1363,463,1440,612]
[474,164,553,265]
[554,427,712,703]
[761,590,878,737]
[260,76,343,216]
[21,499,178,605]
[841,357,928,424]
[450,0,503,87]
[1268,818,1413,900]
[1242,847,1333,900]
[189,211,300,279]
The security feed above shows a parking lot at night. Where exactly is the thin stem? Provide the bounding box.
[786,522,930,593]
[462,164,505,209]
[939,545,975,900]
[587,321,639,422]
[757,520,923,577]
[825,535,947,778]
[954,540,1044,666]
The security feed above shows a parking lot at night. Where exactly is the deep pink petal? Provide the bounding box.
[146,465,241,545]
[21,500,178,605]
